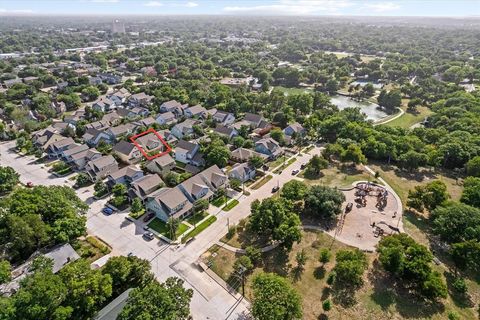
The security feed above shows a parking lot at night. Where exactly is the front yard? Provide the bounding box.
[181,215,217,243]
[72,236,111,263]
[148,218,189,240]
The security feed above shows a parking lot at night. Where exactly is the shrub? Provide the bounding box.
[226,225,237,239]
[319,248,331,264]
[327,272,336,285]
[452,277,468,294]
[234,256,253,273]
[322,299,332,311]
[245,246,262,266]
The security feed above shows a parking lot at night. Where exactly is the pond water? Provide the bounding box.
[330,95,388,122]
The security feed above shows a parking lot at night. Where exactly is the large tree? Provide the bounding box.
[251,273,302,320]
[281,180,309,201]
[0,166,19,194]
[59,260,112,319]
[406,180,449,212]
[460,177,480,208]
[118,277,193,320]
[332,249,368,287]
[377,234,447,301]
[102,256,154,296]
[304,185,345,220]
[249,197,301,250]
[13,269,71,320]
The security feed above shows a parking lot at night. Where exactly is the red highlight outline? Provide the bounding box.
[130,128,172,161]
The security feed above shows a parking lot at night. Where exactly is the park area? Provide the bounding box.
[205,228,480,320]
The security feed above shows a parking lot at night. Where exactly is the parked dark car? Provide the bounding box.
[143,212,155,222]
[292,169,300,175]
[271,186,280,193]
[102,207,114,215]
[300,163,307,170]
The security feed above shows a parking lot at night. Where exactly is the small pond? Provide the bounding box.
[330,95,388,122]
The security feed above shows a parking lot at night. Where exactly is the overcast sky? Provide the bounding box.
[0,0,479,17]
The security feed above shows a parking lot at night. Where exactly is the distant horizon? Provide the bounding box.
[0,1,479,17]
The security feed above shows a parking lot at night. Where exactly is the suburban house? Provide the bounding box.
[101,112,123,126]
[184,105,207,118]
[255,138,284,159]
[212,110,235,125]
[45,137,75,158]
[238,113,267,129]
[83,128,111,147]
[174,140,200,164]
[228,162,256,182]
[85,120,110,131]
[230,147,268,163]
[146,187,193,221]
[128,92,153,108]
[159,100,185,116]
[178,174,215,203]
[283,122,306,136]
[128,174,163,202]
[107,165,144,187]
[67,148,102,170]
[155,111,176,126]
[134,116,156,128]
[157,129,178,146]
[92,97,115,112]
[50,101,67,115]
[213,125,238,139]
[135,132,165,154]
[171,119,197,139]
[98,72,122,85]
[61,144,89,161]
[129,107,150,118]
[198,165,228,190]
[105,123,136,142]
[85,155,119,181]
[112,141,143,164]
[145,154,176,175]
[107,88,130,106]
[32,129,64,150]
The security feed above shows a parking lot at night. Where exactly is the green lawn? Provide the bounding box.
[211,196,228,207]
[274,86,313,96]
[148,218,189,240]
[186,211,208,225]
[300,165,377,189]
[181,216,217,243]
[222,199,239,211]
[251,174,273,190]
[383,105,433,129]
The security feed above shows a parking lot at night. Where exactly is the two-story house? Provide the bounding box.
[145,154,176,175]
[228,162,256,183]
[255,137,284,160]
[212,110,235,125]
[67,148,102,170]
[128,174,163,203]
[45,137,75,158]
[184,105,207,118]
[106,165,144,187]
[174,140,200,164]
[85,155,119,181]
[145,187,193,222]
[128,92,153,108]
[112,141,143,164]
[155,112,176,126]
[171,119,197,139]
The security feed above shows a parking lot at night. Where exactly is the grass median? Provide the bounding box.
[181,216,217,243]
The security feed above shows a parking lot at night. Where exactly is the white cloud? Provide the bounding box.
[91,0,120,2]
[224,0,353,15]
[0,8,34,14]
[185,1,198,7]
[363,2,400,12]
[144,1,163,7]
